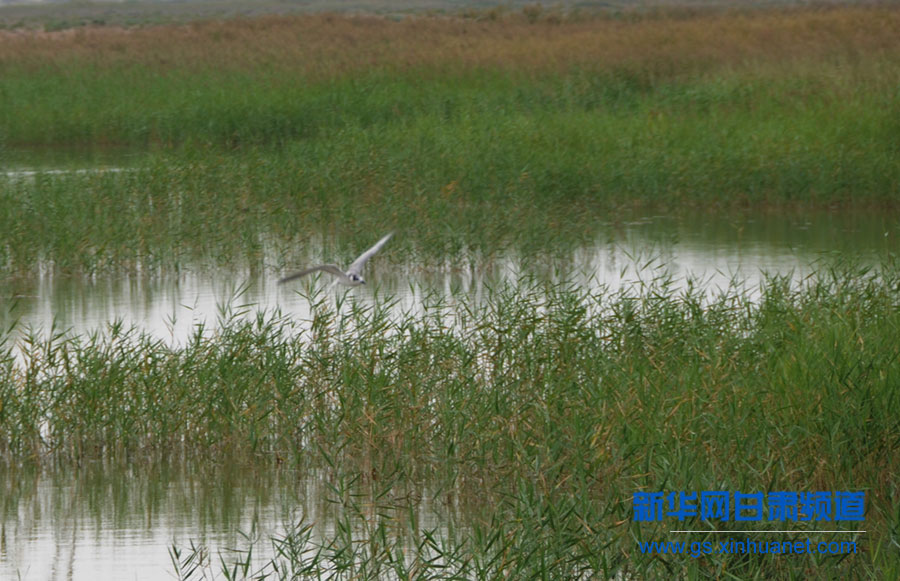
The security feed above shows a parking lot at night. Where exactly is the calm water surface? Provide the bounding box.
[1,162,897,580]
[2,463,444,580]
[1,211,895,346]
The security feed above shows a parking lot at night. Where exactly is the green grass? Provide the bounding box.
[2,262,898,578]
[1,64,898,275]
[1,9,898,274]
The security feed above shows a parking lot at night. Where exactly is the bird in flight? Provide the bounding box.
[279,232,393,287]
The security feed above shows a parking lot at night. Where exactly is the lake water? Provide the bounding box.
[2,461,450,580]
[1,208,895,346]
[1,164,897,579]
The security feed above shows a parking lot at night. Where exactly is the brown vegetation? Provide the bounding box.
[1,6,899,77]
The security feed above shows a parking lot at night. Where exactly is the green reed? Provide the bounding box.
[1,15,898,276]
[2,262,898,577]
[2,71,899,277]
[2,10,899,274]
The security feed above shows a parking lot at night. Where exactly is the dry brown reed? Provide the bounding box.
[1,6,899,78]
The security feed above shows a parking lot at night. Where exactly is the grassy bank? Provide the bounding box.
[2,263,898,577]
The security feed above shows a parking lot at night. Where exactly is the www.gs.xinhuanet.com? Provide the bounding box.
[638,538,858,558]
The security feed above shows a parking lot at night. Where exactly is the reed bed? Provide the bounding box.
[2,263,898,577]
[3,6,900,76]
[1,7,898,275]
[2,7,899,149]
[1,8,898,275]
[1,94,898,276]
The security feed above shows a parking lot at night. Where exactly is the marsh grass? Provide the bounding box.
[2,82,898,276]
[4,8,899,152]
[2,262,898,577]
[1,7,899,274]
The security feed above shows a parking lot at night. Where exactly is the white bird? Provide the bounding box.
[279,232,393,287]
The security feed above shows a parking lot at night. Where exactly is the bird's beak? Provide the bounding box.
[362,281,367,285]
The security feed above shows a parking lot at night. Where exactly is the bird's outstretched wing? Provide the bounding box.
[279,264,346,284]
[347,232,393,276]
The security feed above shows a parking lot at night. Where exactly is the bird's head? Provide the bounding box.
[349,274,365,285]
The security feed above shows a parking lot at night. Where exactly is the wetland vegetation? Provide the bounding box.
[1,6,899,273]
[4,267,900,578]
[1,3,898,579]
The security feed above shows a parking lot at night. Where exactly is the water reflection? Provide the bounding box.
[1,462,282,579]
[1,211,894,345]
[1,462,446,581]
